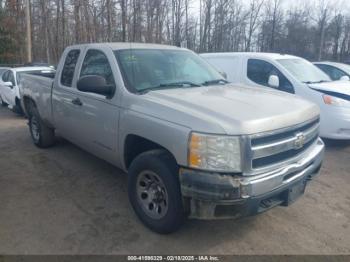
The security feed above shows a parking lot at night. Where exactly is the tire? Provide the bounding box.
[0,96,7,107]
[13,98,24,115]
[128,149,185,234]
[29,105,55,148]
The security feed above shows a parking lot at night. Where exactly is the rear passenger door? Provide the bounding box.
[52,48,82,140]
[246,59,295,94]
[204,56,242,83]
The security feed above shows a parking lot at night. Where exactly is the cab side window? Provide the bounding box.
[8,71,15,86]
[2,71,9,82]
[247,59,294,94]
[80,49,115,87]
[61,49,81,87]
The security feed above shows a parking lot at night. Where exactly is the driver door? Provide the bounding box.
[68,48,120,165]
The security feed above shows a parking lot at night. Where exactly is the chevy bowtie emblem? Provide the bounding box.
[294,133,306,149]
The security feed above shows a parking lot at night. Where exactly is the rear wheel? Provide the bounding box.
[13,98,24,115]
[0,96,7,107]
[29,105,55,148]
[128,150,185,234]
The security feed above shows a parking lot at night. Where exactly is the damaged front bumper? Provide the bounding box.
[180,138,325,219]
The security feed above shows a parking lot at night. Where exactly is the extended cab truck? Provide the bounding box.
[201,53,350,140]
[21,43,325,234]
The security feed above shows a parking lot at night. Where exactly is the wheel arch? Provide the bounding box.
[123,134,178,171]
[23,95,37,117]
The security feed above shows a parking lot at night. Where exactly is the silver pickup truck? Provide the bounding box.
[20,43,325,234]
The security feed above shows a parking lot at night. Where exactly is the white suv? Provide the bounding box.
[201,52,350,140]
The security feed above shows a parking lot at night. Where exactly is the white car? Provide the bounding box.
[201,52,350,140]
[314,61,350,81]
[0,66,55,113]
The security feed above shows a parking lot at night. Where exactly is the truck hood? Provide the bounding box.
[309,81,350,97]
[138,84,319,135]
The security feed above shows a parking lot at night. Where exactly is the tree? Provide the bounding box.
[2,0,350,65]
[0,6,16,63]
[200,0,213,52]
[314,0,332,60]
[328,13,343,61]
[245,0,265,51]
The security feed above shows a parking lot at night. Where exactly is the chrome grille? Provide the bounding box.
[249,118,320,170]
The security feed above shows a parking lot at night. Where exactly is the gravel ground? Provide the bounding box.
[0,106,349,255]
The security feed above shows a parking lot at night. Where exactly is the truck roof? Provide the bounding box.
[200,52,300,60]
[68,42,186,51]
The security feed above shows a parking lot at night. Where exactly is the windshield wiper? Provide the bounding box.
[139,81,202,94]
[202,79,229,86]
[303,80,330,84]
[158,81,201,88]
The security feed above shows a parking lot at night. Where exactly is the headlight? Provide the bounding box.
[323,95,350,107]
[188,132,242,172]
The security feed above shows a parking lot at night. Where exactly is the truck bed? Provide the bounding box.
[20,73,55,124]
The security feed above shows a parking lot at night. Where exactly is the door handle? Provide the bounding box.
[72,98,83,106]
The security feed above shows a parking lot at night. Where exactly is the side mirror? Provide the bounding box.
[4,82,13,88]
[340,75,350,81]
[219,71,228,80]
[268,75,280,88]
[77,75,114,97]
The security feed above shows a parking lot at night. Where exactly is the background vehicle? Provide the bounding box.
[0,67,10,76]
[202,53,350,140]
[0,67,55,113]
[24,62,56,69]
[314,61,350,81]
[21,43,324,233]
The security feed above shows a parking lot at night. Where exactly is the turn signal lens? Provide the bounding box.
[322,94,349,107]
[323,95,333,105]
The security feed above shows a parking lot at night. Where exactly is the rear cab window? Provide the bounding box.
[247,59,294,94]
[61,49,81,87]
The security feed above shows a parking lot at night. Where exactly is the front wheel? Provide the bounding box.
[29,106,55,148]
[128,150,185,234]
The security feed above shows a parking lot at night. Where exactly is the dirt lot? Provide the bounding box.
[0,106,349,255]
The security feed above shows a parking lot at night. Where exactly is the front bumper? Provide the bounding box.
[180,138,325,219]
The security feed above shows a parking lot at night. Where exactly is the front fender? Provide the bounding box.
[118,109,191,171]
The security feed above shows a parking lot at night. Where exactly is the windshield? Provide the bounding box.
[335,63,350,75]
[278,58,331,83]
[114,49,225,92]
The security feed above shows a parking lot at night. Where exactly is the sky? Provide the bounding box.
[188,0,350,16]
